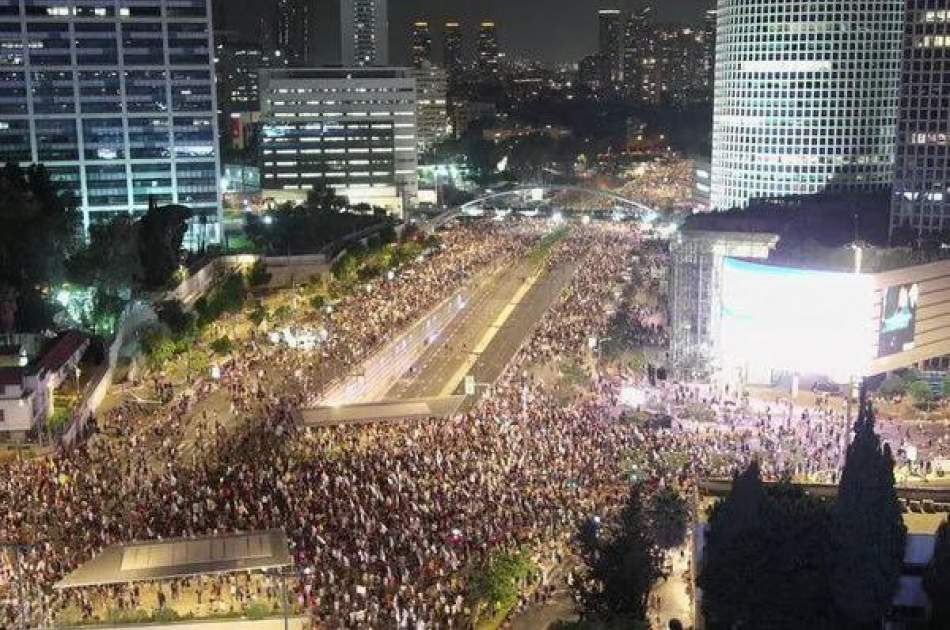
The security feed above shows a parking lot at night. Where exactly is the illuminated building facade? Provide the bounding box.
[275,0,313,66]
[598,9,624,87]
[413,62,447,152]
[0,0,221,235]
[341,0,388,67]
[443,21,463,80]
[891,1,950,236]
[711,0,903,210]
[409,20,432,68]
[477,21,500,76]
[259,67,417,215]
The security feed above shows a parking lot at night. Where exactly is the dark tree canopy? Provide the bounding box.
[700,465,836,630]
[924,517,950,630]
[68,215,142,292]
[138,203,191,288]
[832,392,907,628]
[246,185,381,255]
[0,163,81,331]
[647,487,689,550]
[576,484,661,625]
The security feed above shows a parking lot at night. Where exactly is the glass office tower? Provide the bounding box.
[891,2,950,237]
[711,0,903,211]
[0,0,221,237]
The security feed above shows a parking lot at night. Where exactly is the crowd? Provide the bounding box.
[0,220,544,626]
[2,217,950,629]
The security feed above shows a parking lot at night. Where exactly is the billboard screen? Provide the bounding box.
[720,258,874,378]
[878,283,919,357]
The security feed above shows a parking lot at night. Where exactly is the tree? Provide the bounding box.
[246,259,272,288]
[69,215,141,293]
[908,379,934,410]
[700,466,836,630]
[699,463,767,629]
[576,484,661,625]
[138,202,191,288]
[245,185,377,255]
[467,549,534,621]
[924,517,950,629]
[0,164,81,330]
[878,375,906,399]
[647,487,689,551]
[832,390,907,628]
[306,183,348,214]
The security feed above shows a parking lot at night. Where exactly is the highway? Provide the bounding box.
[386,255,579,400]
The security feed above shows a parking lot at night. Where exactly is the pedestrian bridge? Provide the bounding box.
[425,185,656,231]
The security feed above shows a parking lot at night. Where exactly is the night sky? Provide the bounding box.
[226,0,711,66]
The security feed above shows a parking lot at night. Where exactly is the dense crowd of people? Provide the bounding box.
[2,217,950,629]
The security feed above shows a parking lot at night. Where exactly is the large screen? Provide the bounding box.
[720,258,874,378]
[878,283,919,357]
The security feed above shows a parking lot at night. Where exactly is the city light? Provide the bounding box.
[619,385,646,407]
[720,258,874,380]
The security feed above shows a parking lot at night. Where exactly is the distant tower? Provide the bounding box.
[410,21,433,68]
[598,9,624,87]
[477,21,500,75]
[275,0,313,66]
[341,0,389,66]
[443,21,464,80]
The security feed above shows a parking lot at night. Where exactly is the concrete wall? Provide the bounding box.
[61,301,157,446]
[317,283,472,405]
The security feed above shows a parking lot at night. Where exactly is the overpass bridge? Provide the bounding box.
[422,184,657,232]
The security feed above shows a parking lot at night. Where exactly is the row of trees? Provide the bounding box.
[570,394,950,629]
[699,396,937,629]
[245,186,388,256]
[0,164,193,333]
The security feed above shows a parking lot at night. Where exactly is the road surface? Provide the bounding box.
[386,256,578,400]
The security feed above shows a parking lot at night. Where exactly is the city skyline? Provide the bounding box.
[226,0,711,65]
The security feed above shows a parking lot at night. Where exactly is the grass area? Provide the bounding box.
[224,230,257,254]
[530,226,570,264]
[469,549,537,630]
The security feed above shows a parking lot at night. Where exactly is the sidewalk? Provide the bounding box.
[649,547,693,630]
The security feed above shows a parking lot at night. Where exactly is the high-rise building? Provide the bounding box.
[410,21,433,68]
[891,1,950,237]
[623,8,651,99]
[215,31,278,152]
[477,21,501,76]
[579,54,609,94]
[703,8,717,93]
[443,21,464,80]
[259,67,417,215]
[275,0,314,66]
[414,62,449,152]
[341,0,389,66]
[0,0,222,235]
[215,36,265,114]
[711,0,903,210]
[598,9,624,87]
[646,25,711,106]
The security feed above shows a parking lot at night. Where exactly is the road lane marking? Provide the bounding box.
[439,269,542,397]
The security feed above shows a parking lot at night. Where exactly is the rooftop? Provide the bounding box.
[37,330,88,373]
[56,529,292,589]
